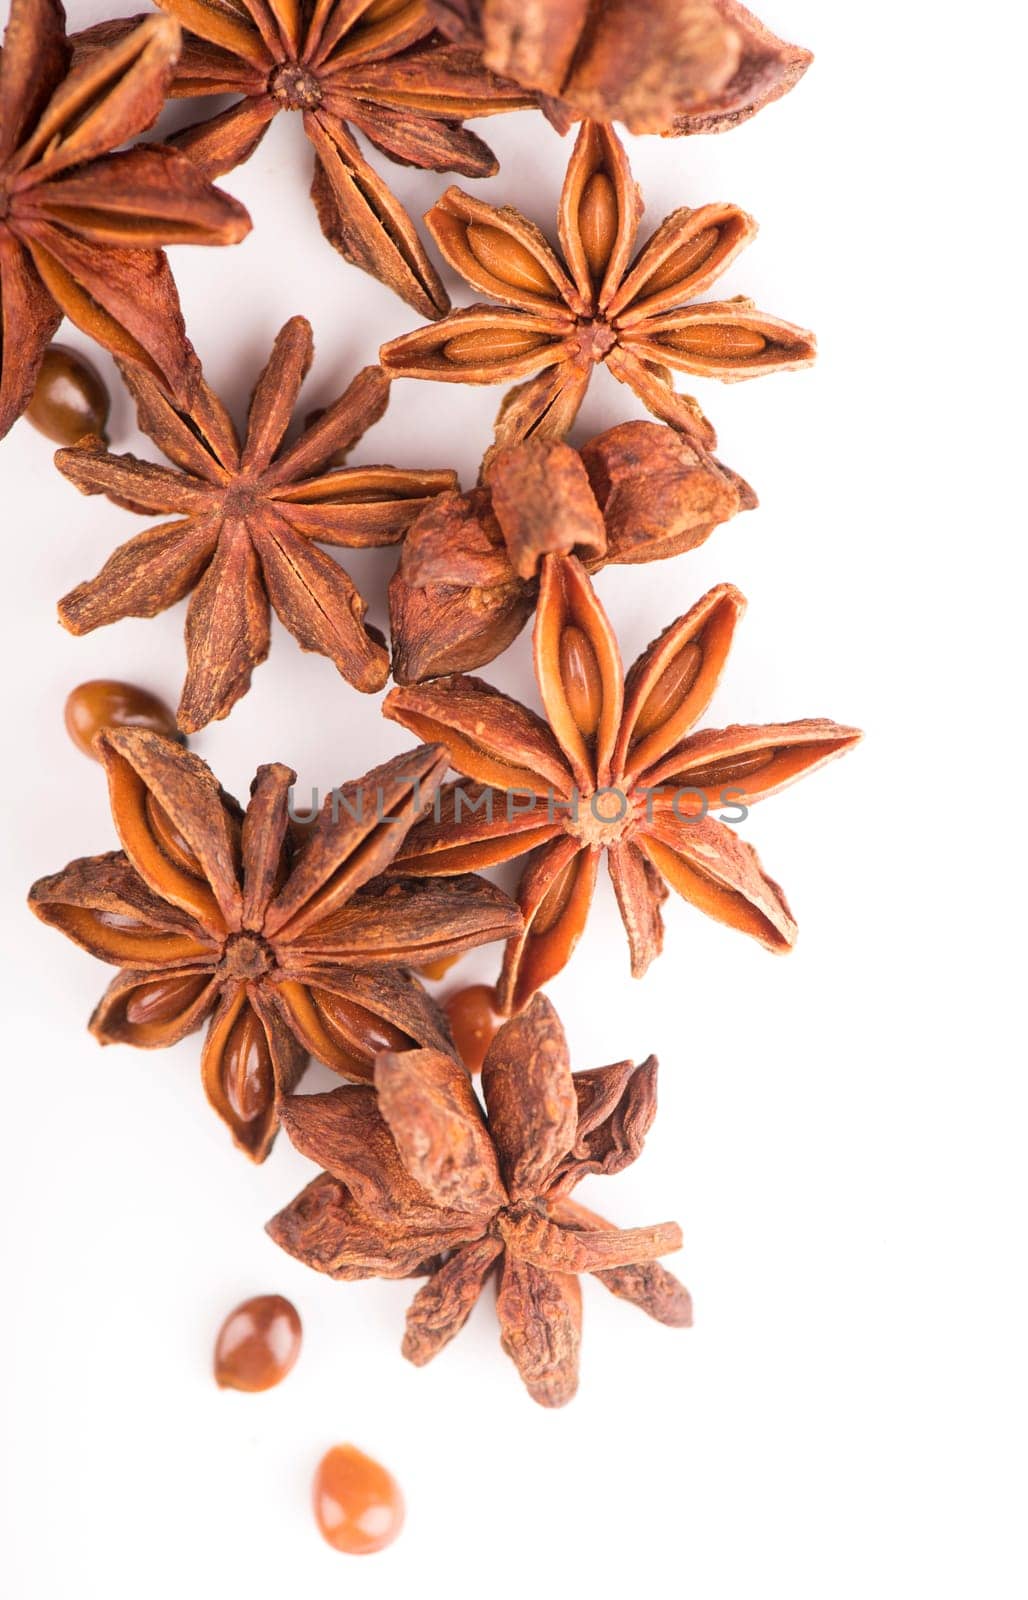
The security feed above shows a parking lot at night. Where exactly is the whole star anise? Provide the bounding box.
[55,316,457,732]
[384,555,861,1011]
[268,992,690,1406]
[77,0,534,317]
[389,424,755,682]
[380,120,816,451]
[0,0,250,441]
[28,733,521,1161]
[428,0,812,136]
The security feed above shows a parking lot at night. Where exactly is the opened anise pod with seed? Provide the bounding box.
[385,554,861,1012]
[428,0,811,136]
[268,992,690,1407]
[380,120,816,451]
[55,316,456,733]
[390,423,754,681]
[28,734,521,1160]
[0,0,251,440]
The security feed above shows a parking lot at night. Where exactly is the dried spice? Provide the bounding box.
[380,120,816,451]
[268,993,690,1407]
[64,679,182,759]
[25,344,110,445]
[28,733,521,1160]
[55,317,457,732]
[0,0,250,441]
[428,0,812,135]
[385,555,861,1011]
[214,1294,303,1391]
[76,0,534,318]
[390,423,754,682]
[313,1445,405,1555]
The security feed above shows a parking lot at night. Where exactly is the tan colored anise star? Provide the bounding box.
[380,120,816,451]
[28,734,521,1161]
[0,0,250,440]
[384,554,861,1011]
[268,992,690,1407]
[55,316,457,732]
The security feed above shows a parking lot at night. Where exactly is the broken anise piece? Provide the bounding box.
[268,992,690,1407]
[28,733,521,1160]
[390,423,754,681]
[380,120,816,450]
[0,0,250,441]
[55,317,457,732]
[384,555,861,1011]
[428,0,812,136]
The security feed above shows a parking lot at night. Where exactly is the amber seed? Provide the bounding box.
[359,0,411,22]
[223,1008,273,1123]
[443,984,502,1075]
[214,1294,302,1392]
[633,643,703,740]
[532,855,580,937]
[465,223,556,295]
[124,972,209,1028]
[662,324,768,360]
[442,326,551,365]
[313,1444,405,1555]
[64,680,180,760]
[578,172,619,282]
[25,344,110,446]
[682,747,777,789]
[643,227,721,295]
[417,952,461,982]
[145,791,204,877]
[559,624,603,738]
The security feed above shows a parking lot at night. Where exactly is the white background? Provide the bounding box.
[2,2,1025,1595]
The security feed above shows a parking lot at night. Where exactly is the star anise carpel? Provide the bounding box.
[428,0,812,137]
[28,732,522,1161]
[380,119,816,451]
[55,315,458,732]
[384,554,861,1011]
[389,423,755,682]
[268,991,690,1406]
[0,0,251,442]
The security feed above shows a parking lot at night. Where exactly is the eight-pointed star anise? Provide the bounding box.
[427,0,812,136]
[380,120,816,452]
[384,555,861,1012]
[55,316,457,732]
[267,992,690,1407]
[28,733,522,1161]
[0,0,250,440]
[389,424,755,682]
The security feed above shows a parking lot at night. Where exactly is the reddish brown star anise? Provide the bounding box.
[267,992,690,1406]
[55,316,457,732]
[380,120,816,451]
[384,555,861,1011]
[77,0,534,317]
[0,0,250,441]
[389,423,755,682]
[28,733,521,1161]
[428,0,812,136]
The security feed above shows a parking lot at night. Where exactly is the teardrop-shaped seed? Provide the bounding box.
[578,172,619,282]
[662,324,768,360]
[465,223,556,295]
[682,747,777,788]
[25,344,109,445]
[223,1008,273,1124]
[65,679,180,760]
[124,972,209,1027]
[643,227,721,295]
[531,855,580,937]
[633,643,703,740]
[442,326,552,366]
[145,791,204,877]
[559,624,603,738]
[314,990,413,1058]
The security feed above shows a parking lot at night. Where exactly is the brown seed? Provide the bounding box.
[682,747,777,788]
[417,953,461,982]
[465,223,556,295]
[633,644,703,740]
[643,227,721,294]
[443,983,502,1075]
[577,172,619,282]
[359,0,410,21]
[442,326,551,365]
[25,344,110,445]
[532,854,580,937]
[222,1008,273,1124]
[314,990,413,1058]
[214,1294,302,1393]
[662,323,768,360]
[124,972,209,1027]
[64,679,180,760]
[559,624,603,738]
[313,1444,405,1555]
[145,791,203,878]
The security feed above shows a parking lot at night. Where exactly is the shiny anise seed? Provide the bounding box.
[313,1444,405,1555]
[443,983,502,1074]
[145,791,203,877]
[417,953,461,982]
[644,227,721,294]
[465,223,555,295]
[314,990,413,1058]
[683,747,777,788]
[559,624,603,737]
[64,680,180,760]
[532,857,579,936]
[663,324,768,359]
[214,1294,302,1392]
[124,973,208,1027]
[25,344,110,445]
[223,1009,273,1124]
[633,643,704,740]
[443,326,552,365]
[578,172,619,281]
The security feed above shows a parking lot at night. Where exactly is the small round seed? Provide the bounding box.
[465,222,556,295]
[214,1294,302,1393]
[643,227,721,295]
[145,791,203,877]
[124,972,209,1027]
[442,326,551,365]
[578,172,619,281]
[313,1445,405,1556]
[64,679,180,760]
[532,856,579,937]
[223,1008,273,1124]
[559,624,603,738]
[662,324,768,360]
[633,643,703,740]
[25,344,109,445]
[682,747,777,788]
[443,984,502,1075]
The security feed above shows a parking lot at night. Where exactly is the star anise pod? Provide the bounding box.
[28,733,521,1161]
[76,0,534,318]
[380,120,816,450]
[0,0,250,441]
[389,423,755,682]
[384,555,861,1011]
[55,316,457,732]
[428,0,812,136]
[268,991,690,1406]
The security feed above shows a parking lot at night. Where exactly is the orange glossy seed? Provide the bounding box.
[443,326,551,365]
[578,172,619,280]
[643,226,721,294]
[360,0,410,22]
[417,953,461,982]
[65,679,179,759]
[443,984,502,1075]
[313,1444,405,1555]
[223,1008,273,1124]
[683,747,777,788]
[313,990,413,1058]
[531,855,580,937]
[559,624,603,737]
[145,791,203,877]
[214,1294,302,1392]
[633,643,703,740]
[25,343,109,445]
[124,972,209,1027]
[663,323,768,360]
[465,222,556,295]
